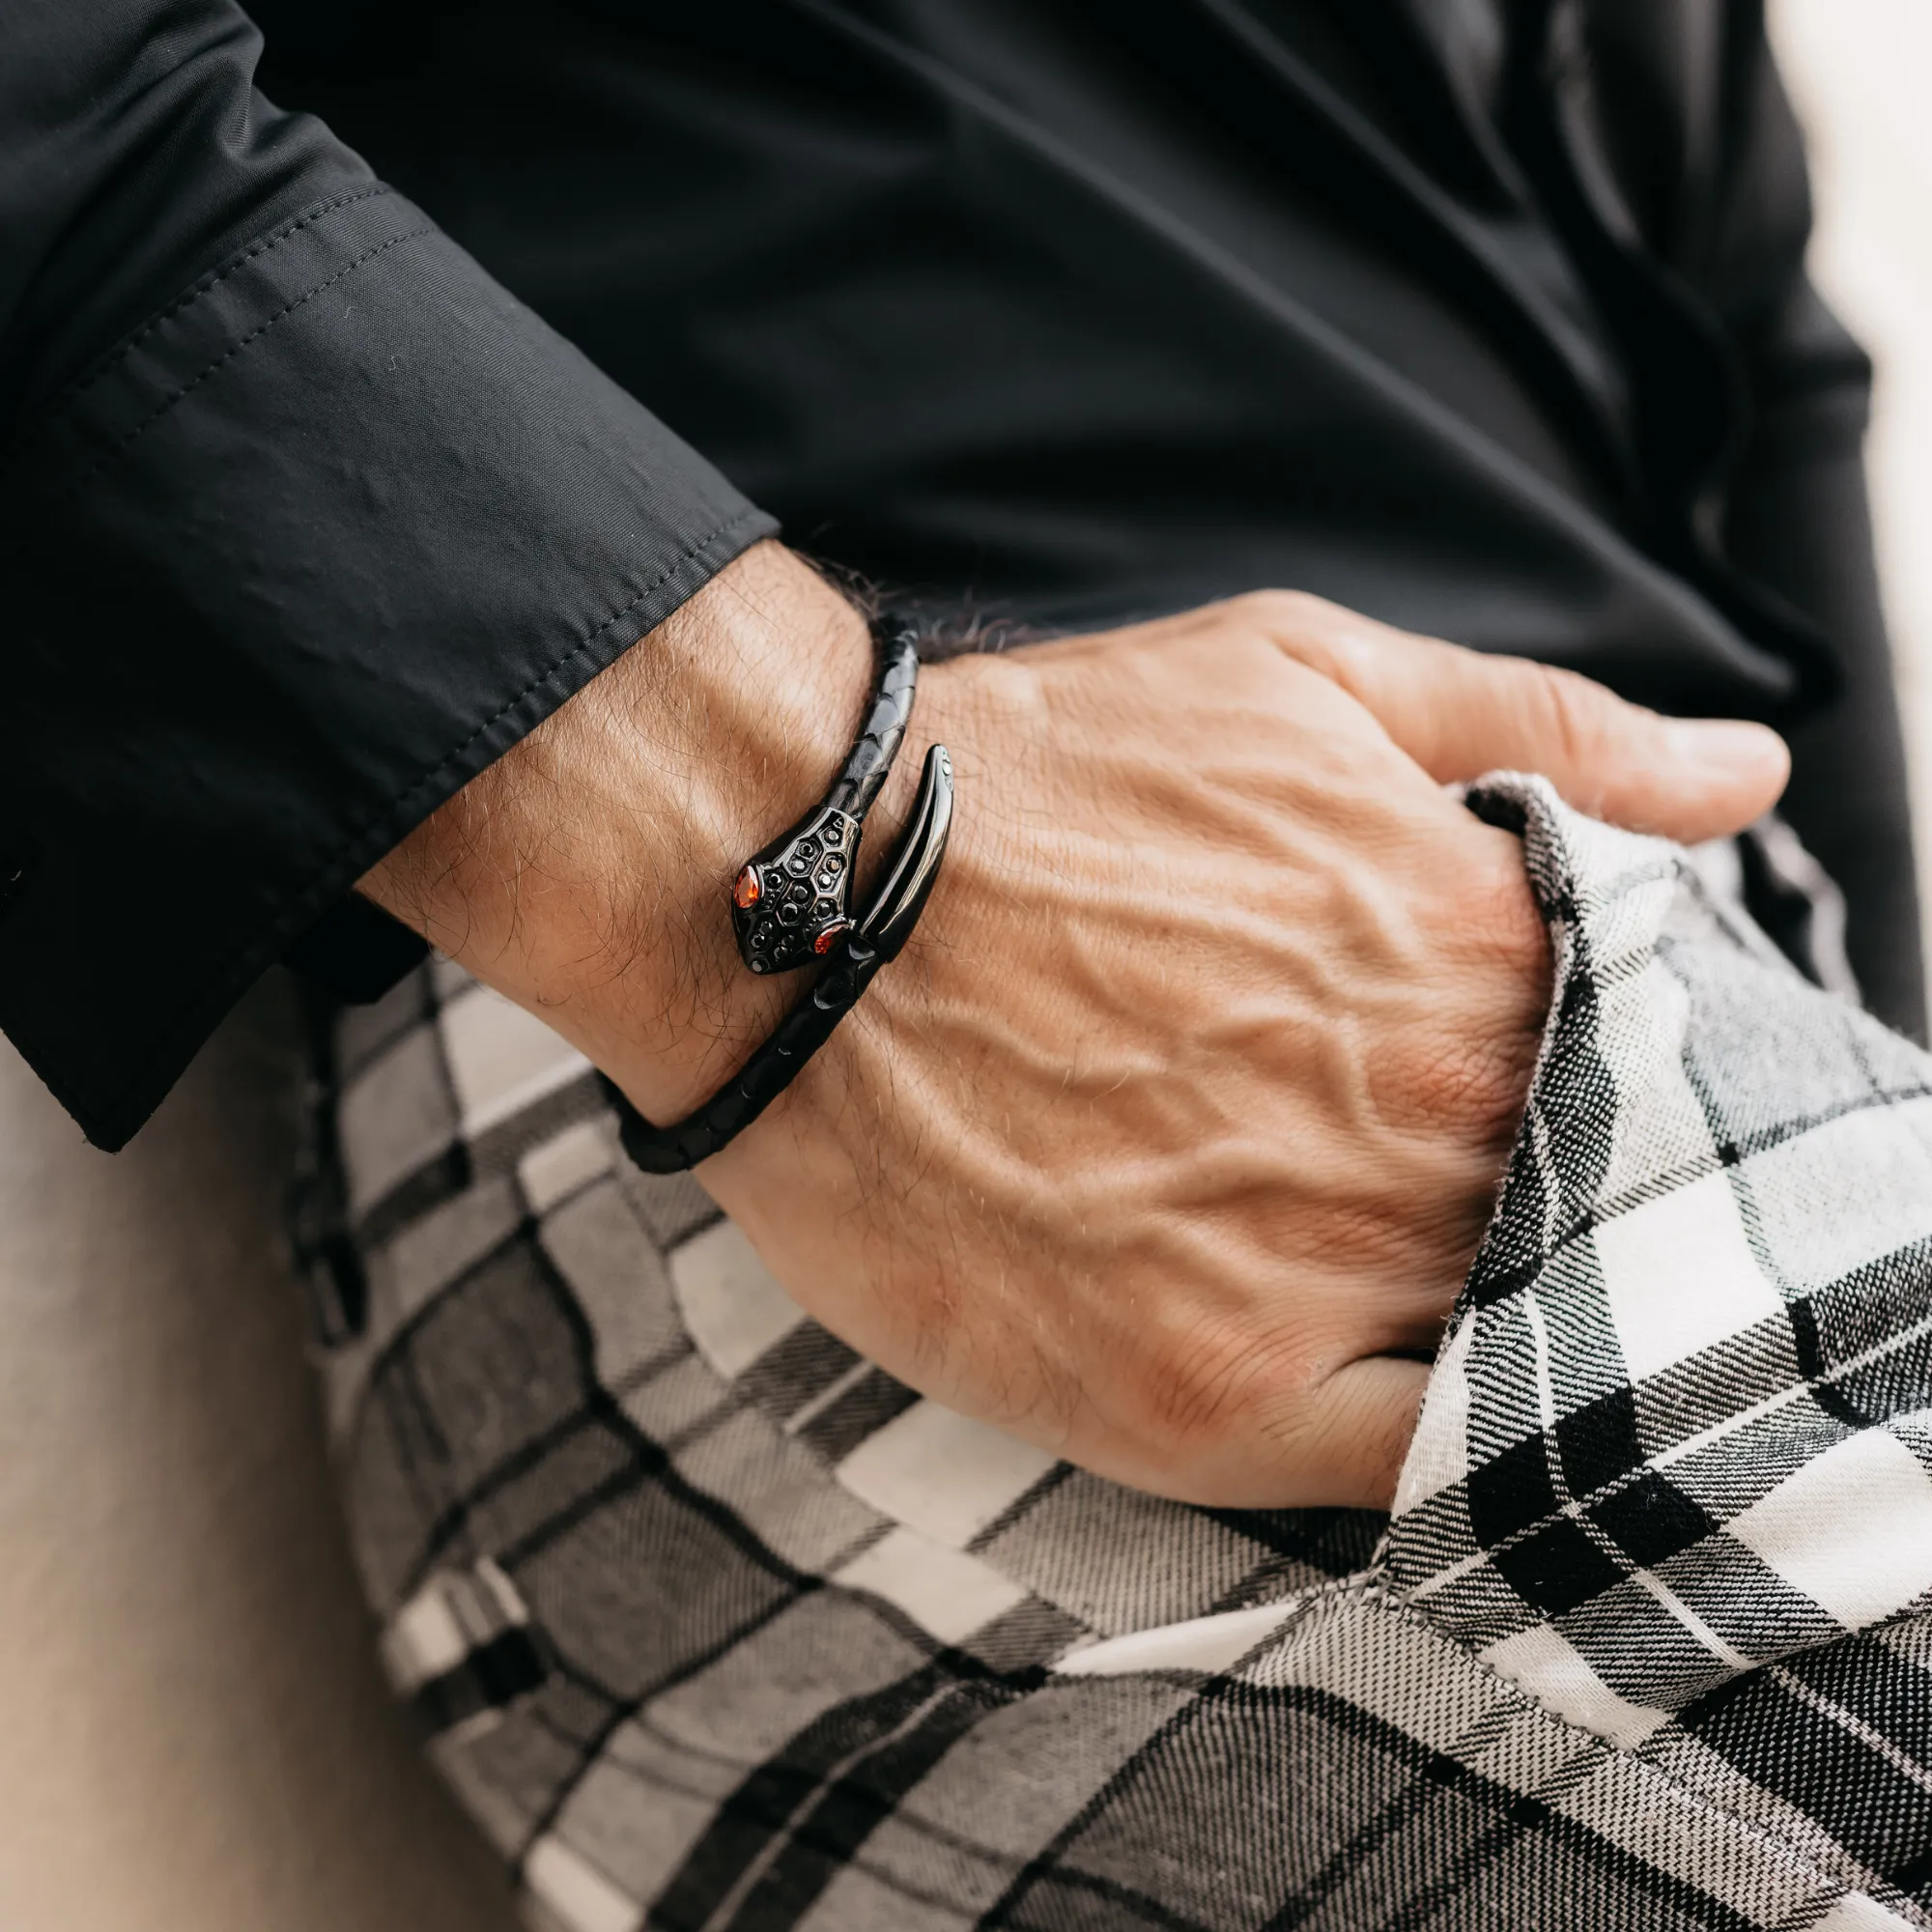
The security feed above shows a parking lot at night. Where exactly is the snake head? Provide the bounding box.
[730,806,861,972]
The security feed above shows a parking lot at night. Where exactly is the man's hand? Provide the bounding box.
[363,545,1786,1508]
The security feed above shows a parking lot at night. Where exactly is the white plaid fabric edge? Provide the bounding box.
[1389,780,1932,1759]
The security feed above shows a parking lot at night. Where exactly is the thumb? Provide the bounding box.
[1261,595,1790,844]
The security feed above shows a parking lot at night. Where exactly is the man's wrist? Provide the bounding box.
[359,541,882,1121]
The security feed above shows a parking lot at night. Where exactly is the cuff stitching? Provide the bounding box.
[355,511,771,848]
[2,185,396,468]
[59,186,395,412]
[61,225,438,501]
[42,504,770,1138]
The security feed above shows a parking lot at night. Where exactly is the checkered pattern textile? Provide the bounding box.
[298,775,1932,1931]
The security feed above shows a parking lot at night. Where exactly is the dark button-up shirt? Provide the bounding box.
[3,0,1919,1147]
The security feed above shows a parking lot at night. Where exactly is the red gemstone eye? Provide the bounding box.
[812,922,849,956]
[733,866,761,910]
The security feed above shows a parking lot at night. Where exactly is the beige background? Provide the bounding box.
[0,984,523,1931]
[0,11,1925,1927]
[1772,0,1932,980]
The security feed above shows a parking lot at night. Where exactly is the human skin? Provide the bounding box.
[362,541,1787,1507]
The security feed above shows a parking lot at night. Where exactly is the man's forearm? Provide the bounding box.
[360,542,884,1124]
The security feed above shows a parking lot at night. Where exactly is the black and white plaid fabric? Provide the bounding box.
[298,774,1932,1930]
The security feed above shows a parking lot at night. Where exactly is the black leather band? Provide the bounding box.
[730,617,920,975]
[613,744,954,1174]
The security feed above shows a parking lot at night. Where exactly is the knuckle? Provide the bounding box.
[1131,1308,1319,1463]
[1112,1293,1437,1506]
[1261,1383,1365,1488]
[1233,586,1327,632]
[1303,1379,1423,1507]
[1229,589,1351,671]
[1244,1360,1418,1506]
[1522,661,1624,783]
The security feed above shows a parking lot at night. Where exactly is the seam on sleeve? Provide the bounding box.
[15,504,773,1142]
[1,185,396,468]
[59,224,438,501]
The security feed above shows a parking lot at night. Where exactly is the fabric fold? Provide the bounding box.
[1390,772,1932,1747]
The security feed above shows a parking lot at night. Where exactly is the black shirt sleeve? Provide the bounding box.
[0,0,777,1149]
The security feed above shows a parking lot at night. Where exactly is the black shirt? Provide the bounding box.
[3,0,1919,1148]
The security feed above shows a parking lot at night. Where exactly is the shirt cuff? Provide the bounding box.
[0,185,778,1149]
